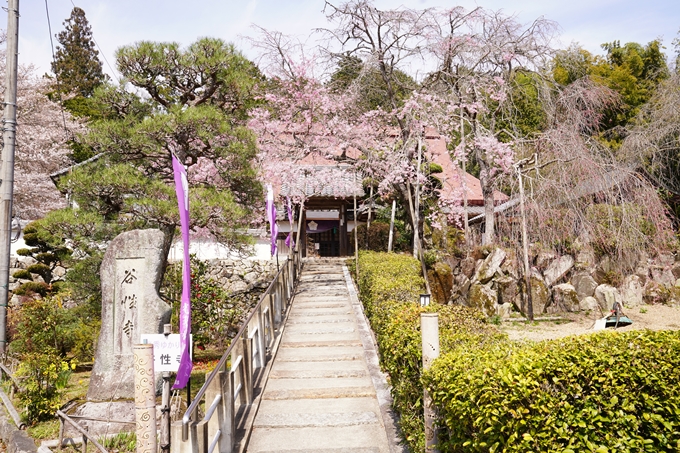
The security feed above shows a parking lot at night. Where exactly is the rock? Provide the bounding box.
[497,302,513,319]
[474,248,506,284]
[579,296,600,313]
[429,262,453,304]
[575,248,596,269]
[571,272,598,301]
[547,284,580,313]
[676,278,680,288]
[31,274,45,284]
[71,402,135,437]
[650,266,676,287]
[243,272,259,284]
[87,229,172,402]
[543,255,574,287]
[643,281,665,305]
[8,294,20,308]
[500,255,520,280]
[594,284,620,313]
[535,251,556,270]
[16,256,37,269]
[672,262,680,280]
[656,253,675,267]
[530,271,550,314]
[496,276,518,307]
[454,274,471,298]
[52,266,67,280]
[620,275,644,308]
[460,257,476,279]
[467,282,497,317]
[229,281,248,294]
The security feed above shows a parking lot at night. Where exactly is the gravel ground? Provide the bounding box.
[502,304,680,342]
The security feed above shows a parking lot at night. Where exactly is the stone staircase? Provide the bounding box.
[245,259,394,453]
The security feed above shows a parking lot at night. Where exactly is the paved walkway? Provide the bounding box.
[246,260,400,453]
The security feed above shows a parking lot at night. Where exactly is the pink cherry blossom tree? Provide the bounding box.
[422,6,557,244]
[0,42,83,220]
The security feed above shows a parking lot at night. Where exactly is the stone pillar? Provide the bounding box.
[339,204,348,256]
[300,210,307,258]
[421,313,440,453]
[133,344,157,453]
[87,229,172,401]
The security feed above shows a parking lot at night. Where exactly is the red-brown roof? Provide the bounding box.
[425,132,509,206]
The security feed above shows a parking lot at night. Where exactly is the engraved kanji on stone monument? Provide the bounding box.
[115,260,144,354]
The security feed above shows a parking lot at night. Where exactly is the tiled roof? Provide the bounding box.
[279,165,365,198]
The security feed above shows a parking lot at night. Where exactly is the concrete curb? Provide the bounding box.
[342,265,409,453]
[0,409,37,453]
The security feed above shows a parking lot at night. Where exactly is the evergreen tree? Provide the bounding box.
[51,7,107,99]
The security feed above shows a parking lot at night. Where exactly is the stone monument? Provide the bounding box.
[87,229,172,401]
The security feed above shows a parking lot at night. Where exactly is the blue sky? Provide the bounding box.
[16,0,680,78]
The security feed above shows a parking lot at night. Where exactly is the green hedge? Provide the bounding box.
[356,251,680,453]
[354,251,501,451]
[425,330,680,452]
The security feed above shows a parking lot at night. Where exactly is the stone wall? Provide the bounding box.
[172,257,278,295]
[447,247,680,318]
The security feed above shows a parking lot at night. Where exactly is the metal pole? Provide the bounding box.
[517,167,534,321]
[160,324,172,453]
[353,171,359,279]
[387,199,396,252]
[134,344,158,453]
[460,104,469,249]
[413,137,422,258]
[0,0,19,354]
[421,313,440,453]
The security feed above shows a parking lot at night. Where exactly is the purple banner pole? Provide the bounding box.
[266,185,278,256]
[172,155,193,389]
[285,197,295,250]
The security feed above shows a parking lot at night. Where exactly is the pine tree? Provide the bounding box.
[51,7,106,98]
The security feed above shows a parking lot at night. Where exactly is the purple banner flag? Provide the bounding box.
[172,154,193,389]
[266,185,278,256]
[285,197,295,249]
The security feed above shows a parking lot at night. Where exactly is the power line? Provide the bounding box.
[43,0,67,131]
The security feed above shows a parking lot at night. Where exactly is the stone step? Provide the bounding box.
[253,411,379,428]
[275,346,364,362]
[247,426,387,452]
[256,397,382,416]
[280,339,363,348]
[252,448,380,453]
[286,317,354,324]
[271,360,367,372]
[269,369,369,379]
[286,310,353,317]
[261,386,377,400]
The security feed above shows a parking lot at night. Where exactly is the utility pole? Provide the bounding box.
[0,0,20,353]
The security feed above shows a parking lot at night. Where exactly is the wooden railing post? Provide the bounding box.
[219,371,235,453]
[242,337,253,404]
[58,416,64,450]
[81,427,88,453]
[205,375,222,451]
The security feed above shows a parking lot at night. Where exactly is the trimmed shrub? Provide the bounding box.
[12,269,32,280]
[354,251,501,451]
[26,263,52,282]
[425,330,680,452]
[13,282,49,297]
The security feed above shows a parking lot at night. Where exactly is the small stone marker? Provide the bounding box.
[87,229,172,401]
[133,343,157,453]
